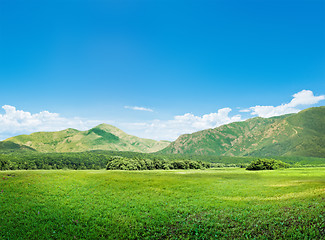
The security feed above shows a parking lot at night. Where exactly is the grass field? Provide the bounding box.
[0,168,324,239]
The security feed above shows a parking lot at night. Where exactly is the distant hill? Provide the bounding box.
[4,124,170,153]
[160,106,325,158]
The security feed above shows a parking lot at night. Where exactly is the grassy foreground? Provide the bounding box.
[0,168,324,239]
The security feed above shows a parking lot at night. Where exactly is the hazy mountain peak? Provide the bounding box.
[94,123,120,130]
[4,124,170,153]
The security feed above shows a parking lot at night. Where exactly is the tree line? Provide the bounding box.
[0,152,109,170]
[0,150,324,171]
[0,152,210,170]
[106,156,211,170]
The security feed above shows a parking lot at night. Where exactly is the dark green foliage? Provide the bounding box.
[246,158,290,170]
[0,151,212,171]
[87,128,119,142]
[0,159,11,170]
[0,149,324,171]
[276,155,325,167]
[106,156,211,170]
[0,141,35,152]
[0,152,109,170]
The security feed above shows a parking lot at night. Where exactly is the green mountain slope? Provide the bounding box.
[4,124,170,153]
[160,106,325,157]
[0,141,36,152]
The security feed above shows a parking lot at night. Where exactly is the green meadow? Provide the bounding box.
[0,168,324,239]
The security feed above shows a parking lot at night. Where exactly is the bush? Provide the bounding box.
[106,156,211,170]
[246,158,290,170]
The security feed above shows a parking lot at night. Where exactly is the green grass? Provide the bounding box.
[0,168,324,239]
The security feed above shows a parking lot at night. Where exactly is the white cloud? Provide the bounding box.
[0,105,100,140]
[124,106,153,112]
[287,90,325,107]
[239,109,251,113]
[0,105,241,141]
[119,108,242,141]
[1,89,323,142]
[120,90,325,140]
[249,105,299,118]
[250,90,325,118]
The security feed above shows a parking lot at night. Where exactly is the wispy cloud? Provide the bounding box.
[239,109,251,113]
[124,106,153,112]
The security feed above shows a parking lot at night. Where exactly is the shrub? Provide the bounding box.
[106,156,211,170]
[246,158,290,170]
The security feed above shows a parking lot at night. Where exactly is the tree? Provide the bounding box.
[246,159,290,170]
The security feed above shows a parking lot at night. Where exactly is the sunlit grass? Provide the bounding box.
[0,168,324,239]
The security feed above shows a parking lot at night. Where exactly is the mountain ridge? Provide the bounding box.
[2,107,325,157]
[160,106,325,158]
[4,123,170,153]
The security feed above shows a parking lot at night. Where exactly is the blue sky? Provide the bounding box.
[0,0,325,140]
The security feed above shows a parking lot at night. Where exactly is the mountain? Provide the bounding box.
[160,106,325,158]
[0,141,36,152]
[4,124,170,153]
